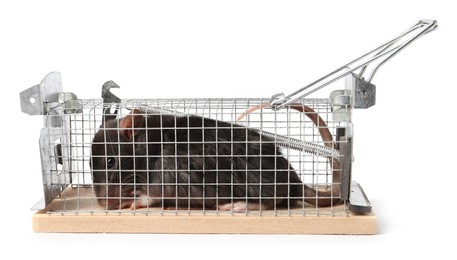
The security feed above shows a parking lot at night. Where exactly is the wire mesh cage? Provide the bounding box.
[21,19,437,234]
[40,97,344,216]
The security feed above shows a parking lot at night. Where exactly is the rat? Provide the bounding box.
[90,109,340,211]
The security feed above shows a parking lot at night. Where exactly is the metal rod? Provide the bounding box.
[367,20,437,82]
[358,23,421,78]
[277,45,402,107]
[273,19,437,109]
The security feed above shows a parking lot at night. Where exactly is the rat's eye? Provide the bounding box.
[106,157,116,169]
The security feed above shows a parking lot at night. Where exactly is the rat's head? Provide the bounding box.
[90,109,149,209]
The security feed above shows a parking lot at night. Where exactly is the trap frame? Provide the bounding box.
[21,19,437,234]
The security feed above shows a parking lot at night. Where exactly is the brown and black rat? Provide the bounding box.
[90,109,339,211]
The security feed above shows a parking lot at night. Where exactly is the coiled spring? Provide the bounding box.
[257,129,340,159]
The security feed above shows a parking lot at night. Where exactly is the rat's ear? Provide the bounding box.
[119,109,145,141]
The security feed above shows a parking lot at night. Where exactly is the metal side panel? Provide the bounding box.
[39,128,70,207]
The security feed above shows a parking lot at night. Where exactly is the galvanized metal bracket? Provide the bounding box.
[349,74,376,109]
[330,73,376,122]
[20,71,79,116]
[60,92,81,114]
[20,72,63,115]
[330,89,352,122]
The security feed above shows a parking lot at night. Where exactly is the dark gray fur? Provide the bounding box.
[90,113,305,210]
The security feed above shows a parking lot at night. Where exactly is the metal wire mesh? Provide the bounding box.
[42,98,349,216]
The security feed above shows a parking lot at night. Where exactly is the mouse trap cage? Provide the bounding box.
[21,19,436,234]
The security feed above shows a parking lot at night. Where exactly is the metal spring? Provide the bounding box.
[256,129,340,159]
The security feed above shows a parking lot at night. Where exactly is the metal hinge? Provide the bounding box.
[20,72,79,116]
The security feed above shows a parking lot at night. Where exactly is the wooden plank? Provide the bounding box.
[33,186,377,234]
[33,212,376,234]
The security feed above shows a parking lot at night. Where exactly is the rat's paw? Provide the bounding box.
[218,201,261,212]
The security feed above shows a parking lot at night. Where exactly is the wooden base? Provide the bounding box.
[33,187,377,234]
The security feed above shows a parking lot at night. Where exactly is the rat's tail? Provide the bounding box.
[237,103,341,207]
[288,105,341,207]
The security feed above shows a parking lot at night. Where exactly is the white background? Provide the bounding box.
[1,0,456,259]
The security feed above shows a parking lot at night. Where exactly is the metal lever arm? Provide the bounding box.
[272,19,437,109]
